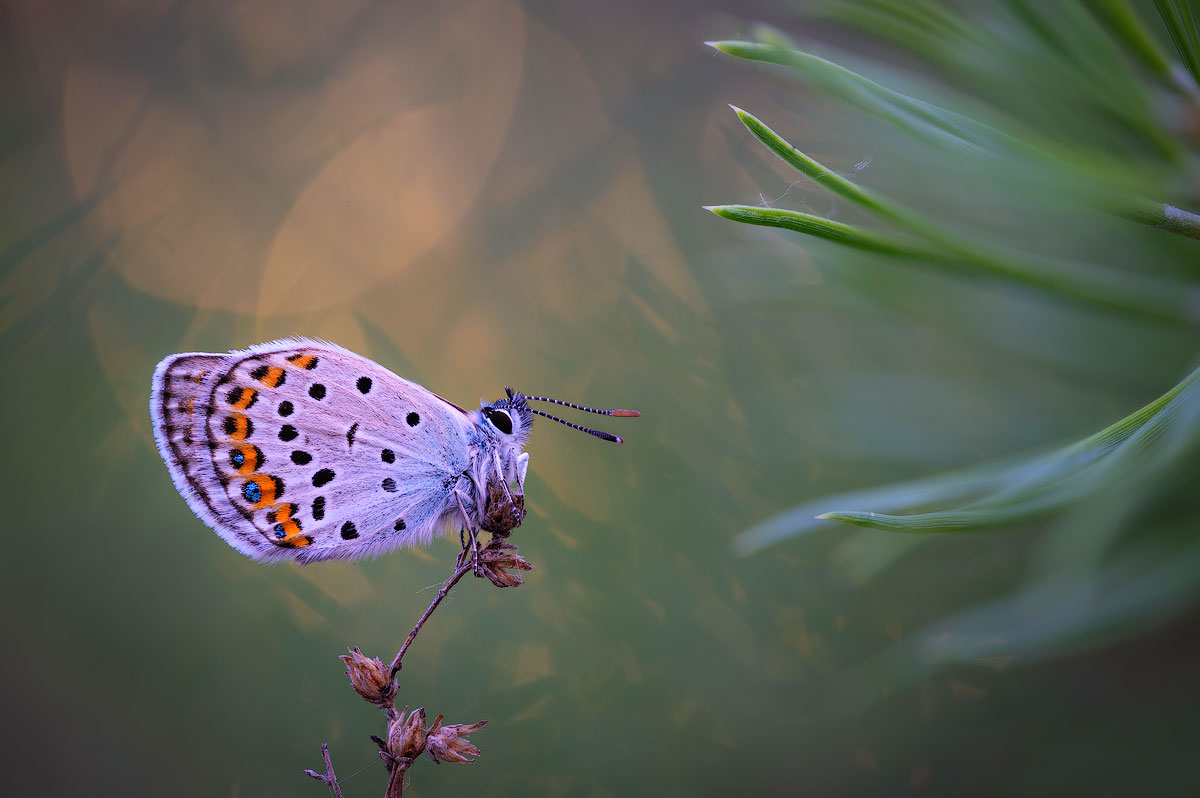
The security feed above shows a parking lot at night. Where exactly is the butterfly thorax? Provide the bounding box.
[463,395,533,536]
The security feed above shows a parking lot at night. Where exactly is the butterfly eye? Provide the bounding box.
[486,408,513,435]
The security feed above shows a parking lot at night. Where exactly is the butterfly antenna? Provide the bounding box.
[528,408,626,444]
[523,395,641,417]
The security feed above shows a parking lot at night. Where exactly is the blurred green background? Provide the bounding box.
[3,1,1199,795]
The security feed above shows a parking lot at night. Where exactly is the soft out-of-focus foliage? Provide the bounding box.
[739,361,1200,539]
[709,109,1197,322]
[713,2,1200,671]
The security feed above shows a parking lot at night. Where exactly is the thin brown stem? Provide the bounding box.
[308,544,510,795]
[389,561,474,677]
[385,757,410,798]
[303,743,345,798]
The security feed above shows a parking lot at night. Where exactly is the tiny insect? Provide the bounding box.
[150,338,638,564]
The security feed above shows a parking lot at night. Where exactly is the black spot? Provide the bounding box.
[183,434,193,446]
[272,476,285,499]
[357,376,372,394]
[382,477,397,493]
[291,450,312,465]
[266,508,278,523]
[309,383,326,400]
[341,521,358,540]
[312,496,326,520]
[278,401,293,417]
[394,519,406,531]
[227,386,243,405]
[279,424,298,442]
[250,365,269,380]
[312,468,335,487]
[406,412,420,427]
[347,422,358,447]
[381,449,395,463]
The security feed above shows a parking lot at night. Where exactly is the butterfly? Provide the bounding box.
[150,338,638,564]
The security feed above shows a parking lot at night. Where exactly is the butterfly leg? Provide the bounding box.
[491,450,519,512]
[456,527,473,571]
[454,489,482,573]
[455,521,476,571]
[516,453,529,489]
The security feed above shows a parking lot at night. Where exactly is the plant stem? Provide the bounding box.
[303,743,345,798]
[386,758,408,798]
[389,561,474,677]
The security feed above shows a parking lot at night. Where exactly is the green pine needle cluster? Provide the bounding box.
[710,1,1200,665]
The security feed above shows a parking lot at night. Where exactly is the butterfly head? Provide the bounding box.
[480,388,533,446]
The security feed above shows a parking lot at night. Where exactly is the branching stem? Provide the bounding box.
[303,743,345,798]
[307,536,515,797]
[389,561,474,678]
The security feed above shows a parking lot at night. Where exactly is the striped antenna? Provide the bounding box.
[523,395,641,418]
[527,408,626,444]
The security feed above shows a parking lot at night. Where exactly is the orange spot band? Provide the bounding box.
[287,354,316,369]
[232,444,259,474]
[227,413,251,441]
[245,474,278,508]
[232,388,258,410]
[257,366,285,388]
[276,532,311,548]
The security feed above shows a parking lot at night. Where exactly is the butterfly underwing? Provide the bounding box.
[149,338,637,564]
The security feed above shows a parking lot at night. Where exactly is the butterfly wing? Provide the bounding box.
[150,338,479,563]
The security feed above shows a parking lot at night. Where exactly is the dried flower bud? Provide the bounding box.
[426,715,487,764]
[480,480,526,535]
[387,706,428,760]
[477,540,533,588]
[339,647,395,704]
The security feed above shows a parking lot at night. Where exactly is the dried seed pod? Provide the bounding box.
[426,716,487,764]
[387,706,428,760]
[480,480,526,536]
[339,647,395,704]
[477,540,533,588]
